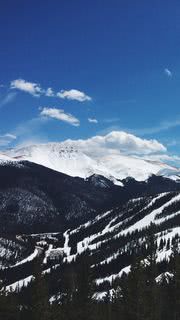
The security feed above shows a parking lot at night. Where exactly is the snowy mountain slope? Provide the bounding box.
[0,152,17,163]
[6,144,121,183]
[0,161,126,233]
[1,159,180,298]
[56,191,180,265]
[100,153,180,181]
[0,235,34,269]
[158,167,180,180]
[5,142,179,181]
[43,190,180,291]
[1,160,180,234]
[2,187,180,297]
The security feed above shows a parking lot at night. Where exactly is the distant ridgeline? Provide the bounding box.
[0,160,180,319]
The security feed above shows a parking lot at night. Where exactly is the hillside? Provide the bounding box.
[4,141,180,182]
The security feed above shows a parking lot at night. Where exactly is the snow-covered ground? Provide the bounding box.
[57,191,180,285]
[4,275,34,292]
[9,247,40,268]
[4,140,179,182]
[121,193,180,235]
[96,265,131,285]
[2,188,180,294]
[0,153,15,162]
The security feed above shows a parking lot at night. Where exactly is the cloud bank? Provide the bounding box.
[64,131,166,156]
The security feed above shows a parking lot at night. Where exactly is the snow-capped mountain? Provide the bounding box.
[0,159,180,234]
[0,158,180,304]
[0,152,16,162]
[4,142,179,182]
[1,144,180,301]
[1,175,180,299]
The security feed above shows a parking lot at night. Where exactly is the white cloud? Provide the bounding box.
[45,87,54,97]
[4,133,17,139]
[10,79,92,103]
[164,68,172,77]
[10,79,43,97]
[88,118,98,124]
[0,133,17,146]
[64,131,166,156]
[40,107,80,126]
[57,89,92,102]
[0,92,17,108]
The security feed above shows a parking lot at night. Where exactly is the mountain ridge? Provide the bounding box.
[3,142,179,182]
[0,152,180,303]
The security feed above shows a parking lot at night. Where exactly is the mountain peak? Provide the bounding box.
[3,142,179,183]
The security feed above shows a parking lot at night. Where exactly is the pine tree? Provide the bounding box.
[171,236,180,320]
[72,252,94,320]
[103,290,112,320]
[114,273,129,320]
[145,223,159,320]
[158,276,172,320]
[0,289,19,320]
[30,259,51,320]
[125,250,147,320]
[166,238,170,250]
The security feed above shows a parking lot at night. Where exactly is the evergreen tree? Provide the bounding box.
[145,223,159,320]
[128,257,147,320]
[171,237,180,320]
[0,289,19,320]
[30,259,51,320]
[72,252,94,320]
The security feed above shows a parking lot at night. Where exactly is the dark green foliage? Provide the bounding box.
[0,290,20,320]
[1,250,180,320]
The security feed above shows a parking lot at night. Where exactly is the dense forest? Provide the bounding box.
[1,231,180,320]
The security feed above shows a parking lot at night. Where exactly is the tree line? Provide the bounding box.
[1,227,180,320]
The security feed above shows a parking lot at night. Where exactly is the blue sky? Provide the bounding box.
[1,0,180,161]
